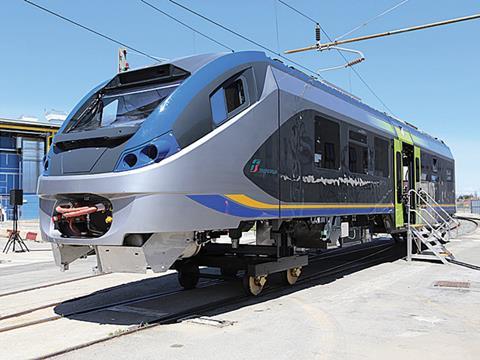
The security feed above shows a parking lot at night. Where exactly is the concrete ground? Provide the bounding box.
[0,218,479,360]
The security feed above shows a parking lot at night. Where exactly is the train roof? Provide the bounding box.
[146,51,454,159]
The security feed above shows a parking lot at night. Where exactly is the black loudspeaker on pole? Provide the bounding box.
[10,189,23,206]
[3,189,29,253]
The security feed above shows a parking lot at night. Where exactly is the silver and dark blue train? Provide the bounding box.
[38,51,455,295]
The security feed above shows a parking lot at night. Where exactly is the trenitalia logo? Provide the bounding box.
[250,159,261,173]
[249,159,278,175]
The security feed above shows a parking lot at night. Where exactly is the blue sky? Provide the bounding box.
[1,0,479,194]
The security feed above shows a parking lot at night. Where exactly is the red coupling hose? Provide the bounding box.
[53,203,106,221]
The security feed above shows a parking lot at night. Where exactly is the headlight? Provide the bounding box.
[114,132,180,172]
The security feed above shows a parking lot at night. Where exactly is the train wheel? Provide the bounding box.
[178,263,200,290]
[220,267,238,278]
[242,275,267,296]
[392,233,406,242]
[282,267,302,285]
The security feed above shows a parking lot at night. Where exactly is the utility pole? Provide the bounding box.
[118,48,129,73]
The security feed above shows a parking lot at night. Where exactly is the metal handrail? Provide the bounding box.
[406,188,455,262]
[418,189,459,226]
[408,189,455,231]
[409,209,446,240]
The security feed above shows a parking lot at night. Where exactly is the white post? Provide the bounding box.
[407,190,412,262]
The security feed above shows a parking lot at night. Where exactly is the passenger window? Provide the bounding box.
[349,130,369,174]
[374,137,389,177]
[349,130,367,144]
[446,168,453,182]
[224,79,246,113]
[210,88,227,125]
[314,116,340,170]
[432,157,438,172]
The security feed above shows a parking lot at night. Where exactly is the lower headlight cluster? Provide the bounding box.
[115,132,180,172]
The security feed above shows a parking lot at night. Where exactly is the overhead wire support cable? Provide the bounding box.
[277,0,395,114]
[335,0,410,41]
[152,0,323,79]
[23,0,163,62]
[139,0,234,52]
[319,29,396,115]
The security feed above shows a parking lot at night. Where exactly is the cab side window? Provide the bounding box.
[210,88,227,125]
[210,75,249,127]
[225,79,246,112]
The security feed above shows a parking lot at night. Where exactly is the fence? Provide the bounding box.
[472,200,480,215]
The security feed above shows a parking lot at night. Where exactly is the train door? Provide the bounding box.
[413,146,421,223]
[393,139,404,227]
[401,143,415,224]
[393,137,421,228]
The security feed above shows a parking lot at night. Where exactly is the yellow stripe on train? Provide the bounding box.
[225,194,395,210]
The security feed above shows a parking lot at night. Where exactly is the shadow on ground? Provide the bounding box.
[54,240,406,326]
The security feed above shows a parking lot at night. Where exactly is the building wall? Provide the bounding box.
[0,135,46,220]
[22,139,44,193]
[0,134,22,219]
[0,118,59,221]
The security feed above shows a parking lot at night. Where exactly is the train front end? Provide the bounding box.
[37,52,279,273]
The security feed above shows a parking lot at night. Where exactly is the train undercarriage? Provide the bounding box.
[52,214,396,296]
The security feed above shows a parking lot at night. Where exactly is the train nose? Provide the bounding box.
[60,148,108,174]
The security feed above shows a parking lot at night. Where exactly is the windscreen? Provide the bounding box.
[64,82,180,133]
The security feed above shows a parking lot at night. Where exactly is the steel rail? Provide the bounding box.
[0,273,105,298]
[37,243,399,359]
[0,280,222,334]
[0,239,390,324]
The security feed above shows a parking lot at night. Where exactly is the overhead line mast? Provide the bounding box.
[285,13,480,54]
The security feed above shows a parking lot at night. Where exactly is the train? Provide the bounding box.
[38,51,455,295]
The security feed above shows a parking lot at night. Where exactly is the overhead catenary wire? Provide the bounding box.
[139,0,234,52]
[277,0,317,24]
[277,0,396,114]
[273,0,281,53]
[23,0,163,63]
[151,0,324,79]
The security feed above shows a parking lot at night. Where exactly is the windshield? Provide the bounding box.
[65,82,180,133]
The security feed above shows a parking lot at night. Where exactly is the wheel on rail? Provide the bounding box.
[391,233,406,242]
[220,267,238,278]
[282,267,302,286]
[177,263,200,290]
[242,275,267,296]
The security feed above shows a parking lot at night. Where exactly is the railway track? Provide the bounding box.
[0,273,104,298]
[4,219,473,348]
[454,216,479,237]
[0,240,392,325]
[0,278,223,334]
[24,241,400,359]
